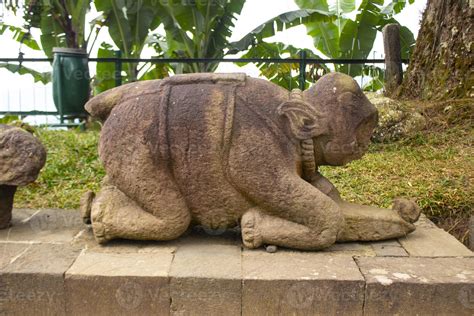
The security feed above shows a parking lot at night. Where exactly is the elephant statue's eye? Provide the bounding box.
[303,118,313,126]
[337,92,356,107]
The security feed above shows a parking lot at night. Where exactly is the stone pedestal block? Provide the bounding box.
[358,257,474,315]
[170,244,242,316]
[65,250,173,316]
[242,250,365,315]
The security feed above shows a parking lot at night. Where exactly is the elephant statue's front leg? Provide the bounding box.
[229,138,344,250]
[309,172,420,241]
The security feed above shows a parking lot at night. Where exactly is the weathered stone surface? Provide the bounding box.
[71,226,177,254]
[383,23,403,95]
[399,226,473,257]
[357,257,474,315]
[85,72,421,251]
[371,240,408,257]
[0,125,46,230]
[366,93,427,142]
[0,243,31,270]
[415,213,438,229]
[324,242,376,256]
[0,243,80,316]
[170,244,241,315]
[65,249,173,315]
[0,125,46,187]
[337,202,417,242]
[0,209,83,243]
[242,249,365,315]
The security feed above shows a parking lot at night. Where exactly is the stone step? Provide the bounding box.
[0,209,472,315]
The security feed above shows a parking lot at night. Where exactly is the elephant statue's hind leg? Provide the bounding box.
[90,185,190,243]
[241,208,339,250]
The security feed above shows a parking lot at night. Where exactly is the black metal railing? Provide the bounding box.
[0,54,409,125]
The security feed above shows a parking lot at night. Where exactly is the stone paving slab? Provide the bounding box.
[0,208,82,244]
[357,257,474,315]
[370,240,409,257]
[242,249,365,315]
[0,208,472,315]
[170,244,242,315]
[399,226,473,257]
[65,249,173,315]
[0,243,80,315]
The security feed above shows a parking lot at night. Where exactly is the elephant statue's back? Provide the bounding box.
[95,74,288,229]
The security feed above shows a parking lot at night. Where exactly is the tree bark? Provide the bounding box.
[397,0,473,100]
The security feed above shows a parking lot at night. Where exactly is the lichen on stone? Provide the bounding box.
[366,92,427,142]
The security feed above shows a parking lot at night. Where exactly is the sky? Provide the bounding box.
[0,0,428,124]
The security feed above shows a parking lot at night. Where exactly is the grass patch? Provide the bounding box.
[14,128,105,209]
[13,98,473,244]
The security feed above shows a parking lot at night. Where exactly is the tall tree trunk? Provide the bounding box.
[397,0,473,100]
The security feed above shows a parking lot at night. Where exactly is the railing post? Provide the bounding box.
[114,50,122,87]
[299,50,307,91]
[383,24,403,95]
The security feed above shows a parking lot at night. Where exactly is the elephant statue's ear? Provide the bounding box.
[277,90,327,140]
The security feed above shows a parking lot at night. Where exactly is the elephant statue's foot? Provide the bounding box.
[241,209,263,249]
[80,191,95,225]
[393,198,421,223]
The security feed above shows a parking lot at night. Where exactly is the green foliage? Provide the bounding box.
[93,0,162,80]
[92,42,116,95]
[93,0,247,85]
[0,115,21,124]
[239,43,329,90]
[0,63,51,83]
[2,0,94,84]
[301,0,416,75]
[229,9,335,53]
[362,65,384,91]
[236,0,417,89]
[2,0,418,93]
[153,0,246,73]
[5,0,92,57]
[0,24,41,50]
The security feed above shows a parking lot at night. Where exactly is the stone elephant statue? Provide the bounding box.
[83,72,420,250]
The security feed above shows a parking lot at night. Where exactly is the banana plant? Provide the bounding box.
[299,0,416,76]
[93,0,247,89]
[150,0,246,74]
[239,42,330,90]
[2,0,95,82]
[5,0,92,57]
[234,0,416,88]
[93,0,162,83]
